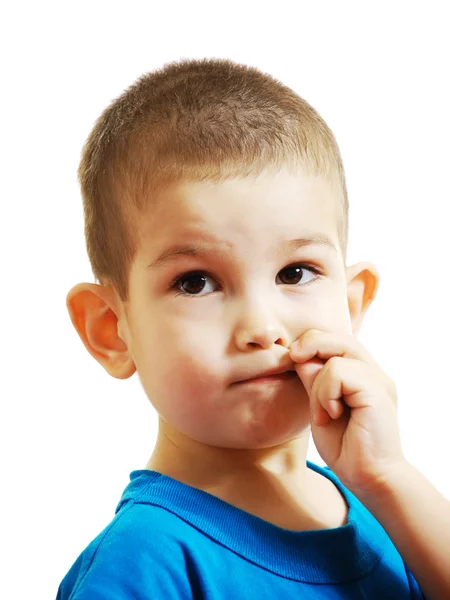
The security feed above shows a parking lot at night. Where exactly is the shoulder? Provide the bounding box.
[57,500,195,600]
[110,498,191,541]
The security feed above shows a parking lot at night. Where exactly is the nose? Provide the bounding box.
[233,300,290,351]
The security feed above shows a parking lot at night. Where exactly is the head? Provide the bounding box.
[67,58,378,452]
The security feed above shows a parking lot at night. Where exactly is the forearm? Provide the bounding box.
[355,461,450,600]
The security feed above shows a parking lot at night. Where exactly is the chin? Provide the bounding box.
[194,418,311,450]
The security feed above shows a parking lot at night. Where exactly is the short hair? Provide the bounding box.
[78,57,349,302]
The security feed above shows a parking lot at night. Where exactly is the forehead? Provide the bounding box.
[138,169,341,255]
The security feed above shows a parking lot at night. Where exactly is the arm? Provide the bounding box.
[288,330,450,597]
[355,461,450,600]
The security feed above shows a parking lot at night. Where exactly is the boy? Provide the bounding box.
[57,58,449,599]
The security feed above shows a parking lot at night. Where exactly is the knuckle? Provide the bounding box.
[302,329,318,345]
[328,356,341,373]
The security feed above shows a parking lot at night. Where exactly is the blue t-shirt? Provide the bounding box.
[56,460,425,599]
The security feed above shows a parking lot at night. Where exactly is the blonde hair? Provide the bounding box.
[78,58,349,302]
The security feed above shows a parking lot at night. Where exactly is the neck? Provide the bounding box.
[146,418,313,493]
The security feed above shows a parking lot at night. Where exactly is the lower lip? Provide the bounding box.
[239,372,297,385]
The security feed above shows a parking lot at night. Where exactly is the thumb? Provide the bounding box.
[294,357,325,398]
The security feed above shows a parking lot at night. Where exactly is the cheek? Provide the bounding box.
[172,338,222,390]
[145,318,223,394]
[303,295,352,335]
[148,342,221,435]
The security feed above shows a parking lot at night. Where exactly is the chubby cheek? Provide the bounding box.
[307,294,353,337]
[141,322,223,429]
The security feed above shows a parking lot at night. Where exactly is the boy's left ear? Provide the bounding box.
[345,261,380,336]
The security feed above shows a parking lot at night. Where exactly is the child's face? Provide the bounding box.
[123,167,354,449]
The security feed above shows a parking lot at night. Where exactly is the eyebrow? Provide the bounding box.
[147,234,337,270]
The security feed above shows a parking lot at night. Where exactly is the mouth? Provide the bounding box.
[238,369,297,384]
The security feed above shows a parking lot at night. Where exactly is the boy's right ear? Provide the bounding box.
[65,282,136,380]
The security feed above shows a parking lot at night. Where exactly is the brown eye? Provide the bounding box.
[276,264,318,285]
[179,273,207,295]
[173,271,218,296]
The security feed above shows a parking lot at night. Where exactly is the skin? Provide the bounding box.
[67,165,379,528]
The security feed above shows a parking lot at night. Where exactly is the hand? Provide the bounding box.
[289,329,407,495]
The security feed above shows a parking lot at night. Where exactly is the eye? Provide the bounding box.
[170,264,321,297]
[276,264,321,286]
[171,271,218,296]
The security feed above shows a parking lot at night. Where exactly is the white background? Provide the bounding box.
[1,1,449,598]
